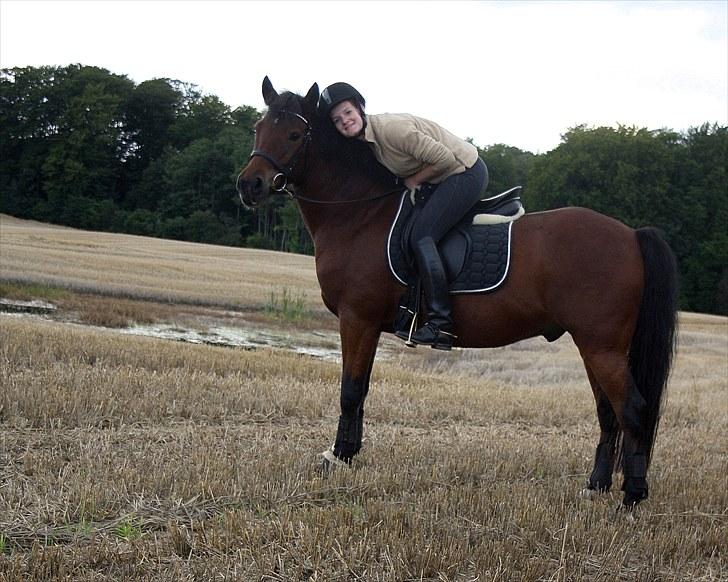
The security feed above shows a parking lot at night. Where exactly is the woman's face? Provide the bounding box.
[330,100,364,138]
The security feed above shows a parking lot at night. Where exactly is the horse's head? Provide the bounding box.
[236,77,319,208]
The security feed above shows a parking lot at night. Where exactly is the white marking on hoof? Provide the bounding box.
[321,446,350,468]
[580,488,598,500]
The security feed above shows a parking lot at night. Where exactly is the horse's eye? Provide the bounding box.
[289,131,301,141]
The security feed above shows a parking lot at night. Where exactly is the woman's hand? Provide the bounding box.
[404,164,439,190]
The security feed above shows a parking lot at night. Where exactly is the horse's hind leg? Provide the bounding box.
[585,365,620,493]
[619,374,651,507]
[582,350,649,507]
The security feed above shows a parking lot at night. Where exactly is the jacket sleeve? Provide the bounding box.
[399,129,458,174]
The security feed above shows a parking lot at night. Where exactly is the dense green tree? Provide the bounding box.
[232,105,260,129]
[525,125,682,221]
[170,95,233,147]
[1,65,133,221]
[678,124,728,314]
[124,149,173,211]
[125,79,184,165]
[158,126,248,218]
[1,65,725,314]
[121,208,158,236]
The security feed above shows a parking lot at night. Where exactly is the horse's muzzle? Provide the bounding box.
[236,172,267,208]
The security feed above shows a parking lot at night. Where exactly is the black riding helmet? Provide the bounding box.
[317,82,366,118]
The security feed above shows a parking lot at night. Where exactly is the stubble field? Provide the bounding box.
[1,214,726,581]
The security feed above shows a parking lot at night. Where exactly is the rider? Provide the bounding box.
[318,82,488,350]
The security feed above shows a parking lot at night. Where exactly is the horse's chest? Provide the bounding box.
[313,248,349,305]
[315,246,389,314]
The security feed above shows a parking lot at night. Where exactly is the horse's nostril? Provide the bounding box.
[254,177,263,190]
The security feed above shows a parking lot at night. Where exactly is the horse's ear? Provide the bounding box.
[303,82,319,112]
[262,76,278,106]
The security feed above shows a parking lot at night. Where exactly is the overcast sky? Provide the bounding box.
[1,0,726,153]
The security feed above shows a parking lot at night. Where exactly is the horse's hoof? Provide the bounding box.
[320,446,350,476]
[579,488,598,500]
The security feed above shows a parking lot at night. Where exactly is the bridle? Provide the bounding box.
[248,109,311,197]
[244,108,405,205]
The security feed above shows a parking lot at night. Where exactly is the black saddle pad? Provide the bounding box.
[387,192,513,294]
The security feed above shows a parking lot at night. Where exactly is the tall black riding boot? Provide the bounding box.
[409,237,455,350]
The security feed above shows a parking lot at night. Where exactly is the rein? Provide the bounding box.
[288,186,406,205]
[248,109,405,205]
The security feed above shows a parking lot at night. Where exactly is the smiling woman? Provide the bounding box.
[330,100,364,138]
[317,79,488,349]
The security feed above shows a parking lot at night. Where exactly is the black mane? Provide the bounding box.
[314,118,396,187]
[268,91,303,119]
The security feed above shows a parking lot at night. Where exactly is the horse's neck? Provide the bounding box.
[297,158,396,238]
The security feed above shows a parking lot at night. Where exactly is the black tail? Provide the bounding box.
[629,227,679,465]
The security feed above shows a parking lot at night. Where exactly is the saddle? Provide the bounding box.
[389,186,524,336]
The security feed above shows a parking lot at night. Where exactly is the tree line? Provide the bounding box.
[1,65,725,314]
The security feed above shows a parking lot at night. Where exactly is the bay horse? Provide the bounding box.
[236,77,679,508]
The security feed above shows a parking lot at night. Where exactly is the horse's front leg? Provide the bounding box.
[324,313,381,466]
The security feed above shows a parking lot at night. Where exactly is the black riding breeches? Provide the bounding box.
[410,157,488,246]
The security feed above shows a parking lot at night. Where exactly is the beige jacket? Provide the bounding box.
[363,113,479,184]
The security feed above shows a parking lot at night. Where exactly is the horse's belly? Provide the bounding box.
[453,296,551,348]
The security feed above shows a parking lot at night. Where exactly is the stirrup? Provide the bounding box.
[411,322,456,351]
